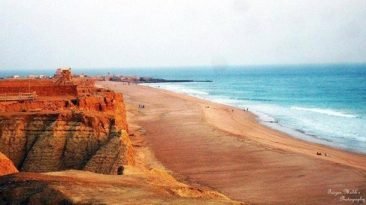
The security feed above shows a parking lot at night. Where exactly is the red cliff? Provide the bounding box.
[0,79,133,175]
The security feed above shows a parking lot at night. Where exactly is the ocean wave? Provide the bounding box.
[238,97,273,102]
[174,87,209,95]
[291,106,357,118]
[143,83,209,96]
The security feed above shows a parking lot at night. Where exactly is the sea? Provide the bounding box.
[1,64,366,154]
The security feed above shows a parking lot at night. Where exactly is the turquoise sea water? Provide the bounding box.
[1,64,366,153]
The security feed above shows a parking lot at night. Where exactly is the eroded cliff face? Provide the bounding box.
[0,87,133,175]
[0,90,128,131]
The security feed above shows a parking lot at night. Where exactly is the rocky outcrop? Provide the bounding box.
[0,84,133,175]
[0,173,71,205]
[0,111,133,174]
[0,90,129,131]
[0,171,239,205]
[0,79,78,96]
[0,152,18,176]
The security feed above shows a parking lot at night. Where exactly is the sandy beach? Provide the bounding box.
[98,81,366,205]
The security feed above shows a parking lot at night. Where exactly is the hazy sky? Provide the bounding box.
[1,0,366,69]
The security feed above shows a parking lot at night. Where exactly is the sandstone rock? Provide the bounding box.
[0,173,72,204]
[0,111,133,174]
[0,171,239,205]
[0,152,18,176]
[0,84,133,175]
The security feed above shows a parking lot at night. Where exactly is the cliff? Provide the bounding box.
[0,89,128,131]
[0,79,133,175]
[0,79,78,97]
[0,112,133,174]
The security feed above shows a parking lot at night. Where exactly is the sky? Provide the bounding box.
[1,0,366,69]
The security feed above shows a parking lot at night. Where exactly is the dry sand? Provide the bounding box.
[98,81,366,205]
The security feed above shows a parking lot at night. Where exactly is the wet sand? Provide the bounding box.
[98,81,366,205]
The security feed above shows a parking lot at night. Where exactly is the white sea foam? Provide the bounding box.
[143,83,209,96]
[291,106,357,118]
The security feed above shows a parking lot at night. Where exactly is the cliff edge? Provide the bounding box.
[0,79,133,174]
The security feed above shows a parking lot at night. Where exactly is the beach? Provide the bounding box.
[97,81,366,205]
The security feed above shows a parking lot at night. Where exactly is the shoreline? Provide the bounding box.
[97,81,366,204]
[139,83,366,170]
[143,83,366,156]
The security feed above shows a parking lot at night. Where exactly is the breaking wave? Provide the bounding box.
[291,106,357,118]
